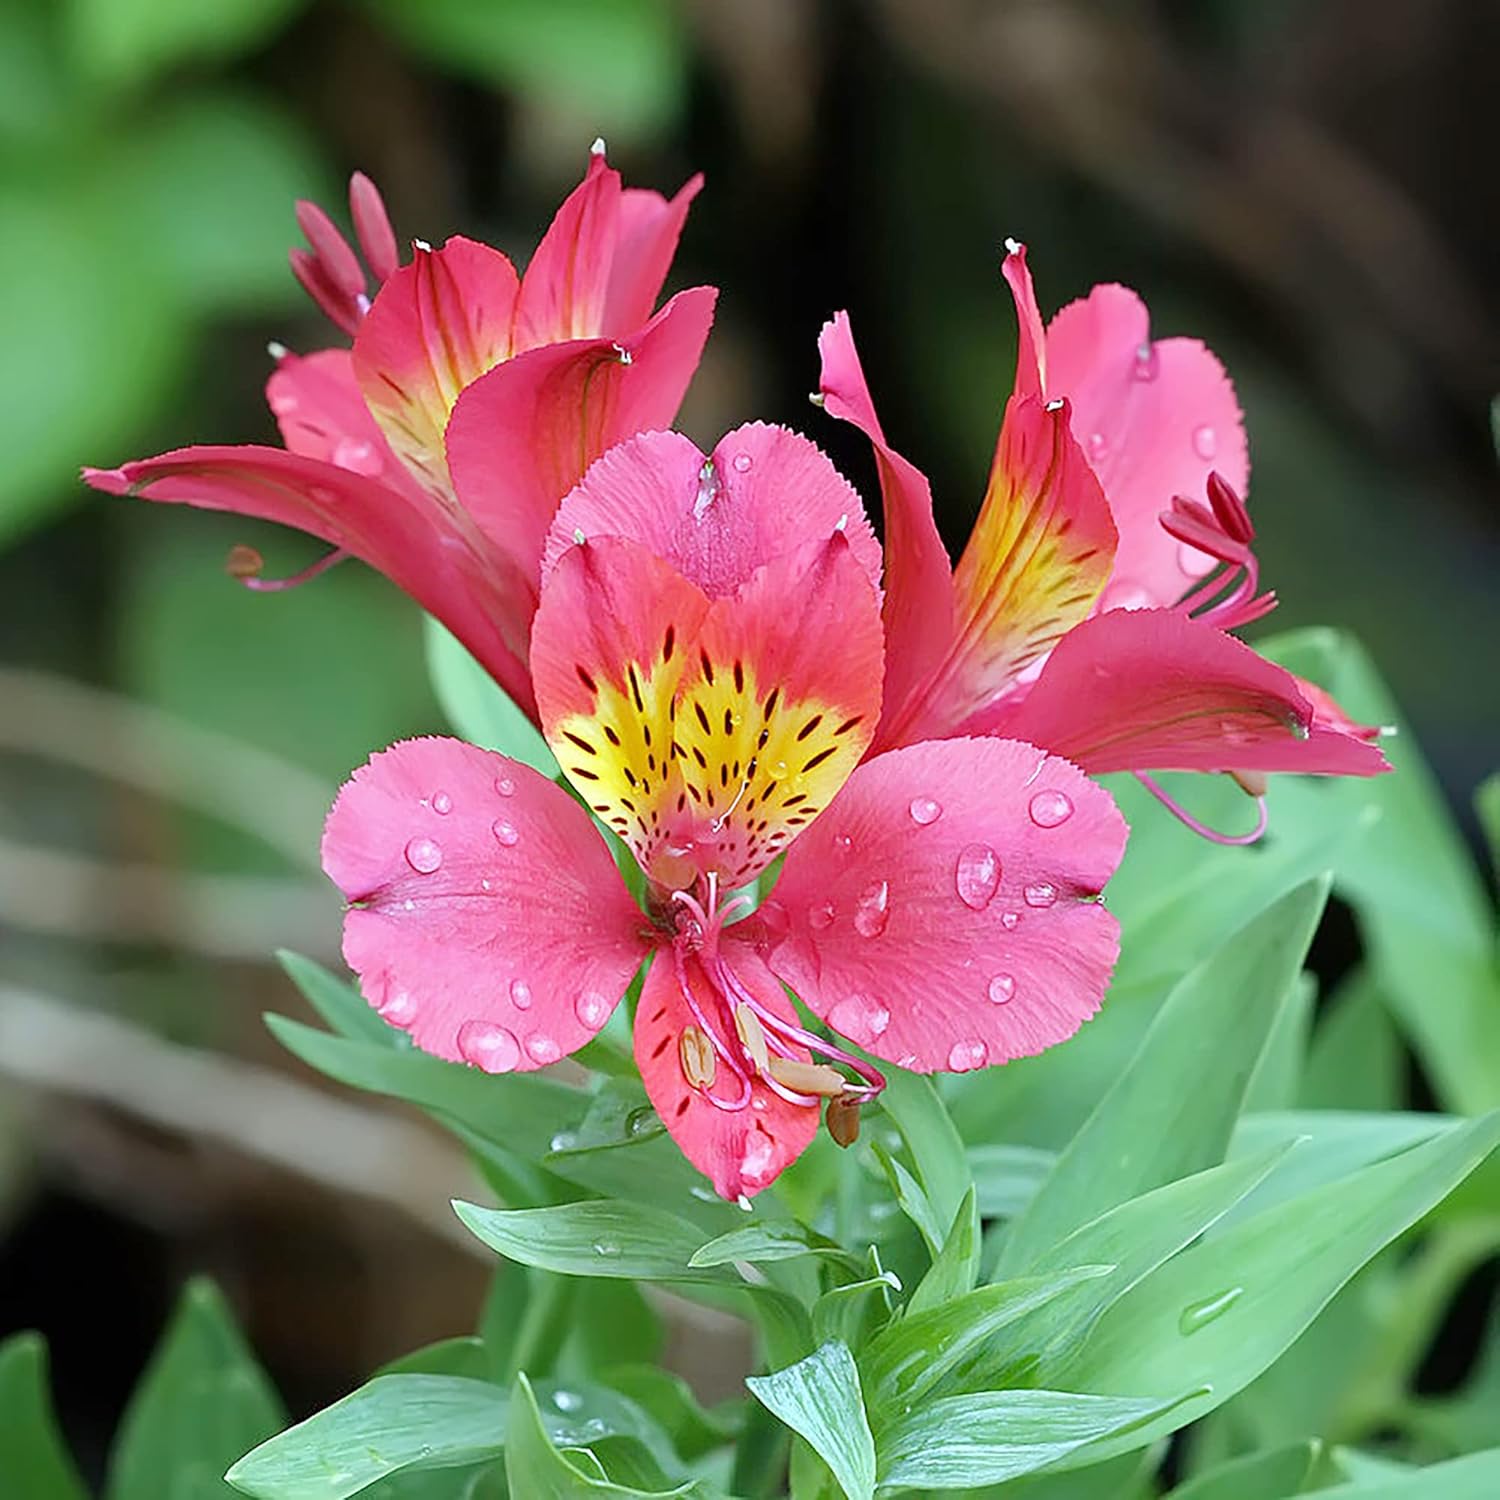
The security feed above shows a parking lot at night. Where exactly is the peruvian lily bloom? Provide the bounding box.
[84,143,715,720]
[815,239,1387,840]
[321,426,1128,1199]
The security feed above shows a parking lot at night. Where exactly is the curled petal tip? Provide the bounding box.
[266,340,290,361]
[590,135,607,156]
[808,391,826,407]
[411,237,433,254]
[1003,235,1025,258]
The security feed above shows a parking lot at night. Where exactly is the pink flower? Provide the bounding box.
[815,242,1387,838]
[84,144,716,721]
[322,428,1128,1199]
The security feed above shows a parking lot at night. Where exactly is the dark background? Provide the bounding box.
[0,0,1495,1479]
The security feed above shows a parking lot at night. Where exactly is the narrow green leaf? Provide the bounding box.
[746,1343,875,1500]
[1299,970,1403,1111]
[376,1338,493,1381]
[874,1387,1201,1493]
[688,1220,858,1270]
[424,618,558,776]
[109,1279,283,1500]
[811,1267,902,1352]
[1163,1440,1321,1499]
[1476,771,1500,880]
[0,1334,87,1500]
[907,1188,980,1315]
[967,1144,1056,1219]
[1304,1448,1500,1499]
[455,1200,736,1285]
[1000,877,1329,1275]
[876,1070,970,1246]
[869,1143,944,1256]
[277,950,396,1047]
[1050,1112,1500,1455]
[227,1376,507,1499]
[599,1366,738,1461]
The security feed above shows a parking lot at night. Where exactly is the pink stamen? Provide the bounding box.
[1135,772,1269,847]
[227,544,349,593]
[1164,474,1276,633]
[671,939,752,1111]
[291,175,404,335]
[349,171,400,284]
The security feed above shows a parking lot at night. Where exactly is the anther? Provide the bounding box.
[734,1005,770,1074]
[226,543,349,593]
[767,1056,847,1097]
[679,1026,716,1089]
[826,1093,862,1148]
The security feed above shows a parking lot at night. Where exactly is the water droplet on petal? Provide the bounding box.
[768,759,789,782]
[955,843,1001,911]
[909,796,942,826]
[1133,341,1159,381]
[526,1034,561,1064]
[732,451,753,473]
[988,973,1016,1004]
[809,901,836,931]
[1177,540,1214,577]
[1001,911,1020,930]
[457,1020,520,1073]
[404,836,442,874]
[574,991,611,1029]
[740,1129,775,1184]
[828,993,890,1042]
[593,1239,622,1258]
[1086,431,1109,462]
[853,879,890,938]
[378,990,417,1027]
[331,437,382,475]
[947,1039,989,1072]
[552,1389,583,1411]
[492,819,519,846]
[1028,789,1074,828]
[1023,881,1058,908]
[430,790,452,815]
[1192,424,1217,460]
[1178,1287,1244,1335]
[758,899,789,938]
[509,978,532,1009]
[494,776,515,797]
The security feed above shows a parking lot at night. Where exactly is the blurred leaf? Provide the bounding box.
[1299,971,1403,1111]
[378,1338,494,1381]
[366,0,685,139]
[746,1343,874,1500]
[688,1220,857,1271]
[874,1388,1200,1493]
[425,618,557,775]
[1163,1440,1321,1499]
[966,1144,1055,1219]
[65,0,305,86]
[907,1187,980,1315]
[811,1265,902,1351]
[1477,771,1500,881]
[1299,1449,1500,1498]
[109,1279,284,1500]
[1049,1113,1500,1457]
[0,1333,87,1500]
[228,1375,507,1498]
[877,1069,971,1254]
[1245,970,1314,1113]
[999,878,1328,1275]
[0,0,74,147]
[599,1366,737,1462]
[869,1142,944,1256]
[278,950,396,1047]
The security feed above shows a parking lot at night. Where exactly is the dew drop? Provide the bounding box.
[1133,341,1159,381]
[491,819,519,847]
[1086,431,1109,462]
[1177,540,1214,577]
[625,1106,657,1137]
[909,796,942,826]
[828,993,891,1042]
[549,1131,577,1153]
[593,1239,622,1258]
[404,836,443,874]
[1023,881,1058,908]
[1028,789,1074,828]
[955,843,1001,911]
[331,437,382,475]
[456,1019,520,1073]
[809,901,836,931]
[757,899,790,938]
[732,451,753,473]
[494,776,515,797]
[509,978,533,1010]
[1178,1287,1244,1335]
[574,991,611,1029]
[481,877,492,891]
[378,990,418,1027]
[987,973,1016,1004]
[693,458,720,519]
[552,1389,583,1412]
[1192,424,1218,460]
[430,790,452,815]
[740,1129,776,1183]
[947,1039,989,1072]
[853,879,890,938]
[526,1034,562,1064]
[1001,911,1020,930]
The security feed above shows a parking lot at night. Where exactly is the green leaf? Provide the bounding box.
[874,1388,1201,1493]
[1000,877,1329,1274]
[377,1338,493,1381]
[906,1188,980,1315]
[811,1266,902,1351]
[455,1200,736,1285]
[967,1144,1056,1219]
[869,1142,944,1256]
[746,1343,875,1500]
[424,618,558,775]
[688,1220,859,1271]
[109,1279,284,1500]
[278,951,396,1047]
[1303,1449,1500,1499]
[1050,1112,1500,1455]
[66,0,304,84]
[267,1013,583,1162]
[876,1070,971,1252]
[1299,970,1403,1111]
[503,1374,703,1497]
[227,1375,506,1499]
[860,1266,1114,1418]
[0,1334,87,1500]
[1162,1440,1321,1499]
[598,1366,738,1461]
[1477,771,1500,881]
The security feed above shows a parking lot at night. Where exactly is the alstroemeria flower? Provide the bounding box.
[322,428,1127,1199]
[84,144,715,720]
[815,241,1387,839]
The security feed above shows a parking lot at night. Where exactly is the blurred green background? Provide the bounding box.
[0,0,1495,1482]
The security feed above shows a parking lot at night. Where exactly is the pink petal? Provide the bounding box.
[82,446,537,715]
[604,175,703,333]
[634,939,819,1199]
[352,236,520,498]
[513,150,622,350]
[1044,283,1249,606]
[817,312,957,743]
[542,423,881,598]
[766,737,1127,1074]
[1001,240,1045,401]
[323,737,648,1069]
[445,287,717,589]
[992,609,1390,776]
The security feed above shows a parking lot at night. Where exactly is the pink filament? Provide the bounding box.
[291,175,402,334]
[1163,474,1277,633]
[237,547,350,593]
[1135,772,1269,847]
